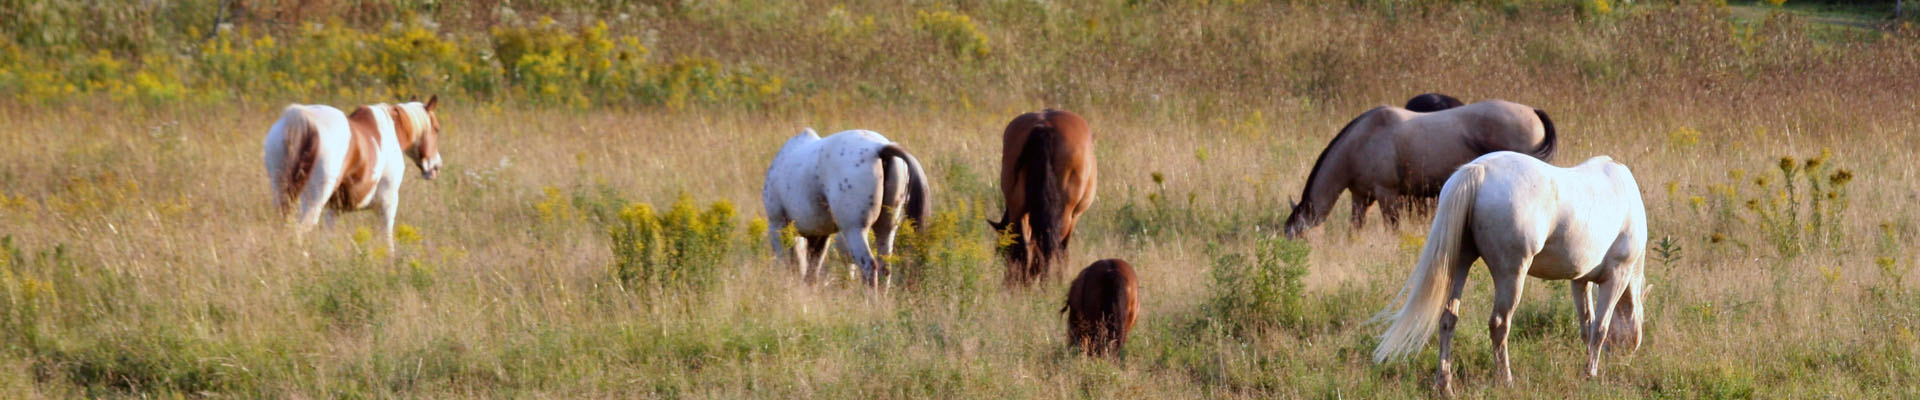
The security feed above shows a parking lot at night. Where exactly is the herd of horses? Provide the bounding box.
[261,93,1648,395]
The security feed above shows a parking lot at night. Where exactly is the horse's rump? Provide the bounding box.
[876,144,930,230]
[278,107,321,213]
[1064,259,1138,356]
[1020,118,1068,281]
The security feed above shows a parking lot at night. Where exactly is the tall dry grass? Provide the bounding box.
[0,1,1917,397]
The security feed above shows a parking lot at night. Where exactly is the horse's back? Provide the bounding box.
[1464,153,1643,279]
[765,129,897,235]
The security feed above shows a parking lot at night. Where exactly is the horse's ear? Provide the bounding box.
[1287,197,1298,210]
[426,95,439,112]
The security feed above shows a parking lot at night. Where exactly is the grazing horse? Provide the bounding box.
[1404,92,1464,112]
[989,109,1097,286]
[263,96,443,250]
[763,129,930,287]
[1372,152,1650,395]
[1283,98,1557,239]
[1063,258,1139,357]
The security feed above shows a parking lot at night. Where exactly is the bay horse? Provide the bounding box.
[989,109,1097,286]
[1372,152,1650,395]
[1283,98,1557,239]
[763,128,930,288]
[1063,258,1138,357]
[263,96,443,251]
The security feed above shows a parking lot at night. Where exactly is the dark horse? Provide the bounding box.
[990,109,1097,285]
[1283,94,1557,239]
[1404,92,1464,112]
[1063,259,1139,357]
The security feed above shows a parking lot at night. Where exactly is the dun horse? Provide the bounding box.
[1372,152,1650,395]
[763,129,930,287]
[1283,96,1557,239]
[1063,259,1139,357]
[990,109,1097,285]
[263,96,444,250]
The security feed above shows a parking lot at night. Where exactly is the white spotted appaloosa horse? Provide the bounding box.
[762,128,929,288]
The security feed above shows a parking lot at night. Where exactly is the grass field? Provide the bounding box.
[1,0,1918,398]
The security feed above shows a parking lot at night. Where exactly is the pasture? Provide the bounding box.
[0,1,1917,397]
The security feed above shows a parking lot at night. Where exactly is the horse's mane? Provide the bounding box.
[1296,107,1382,216]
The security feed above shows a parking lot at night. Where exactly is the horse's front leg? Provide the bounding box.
[1572,281,1593,343]
[1349,190,1375,230]
[801,235,831,285]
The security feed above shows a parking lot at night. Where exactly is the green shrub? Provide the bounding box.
[891,201,993,307]
[606,193,739,292]
[914,10,991,60]
[1739,149,1852,257]
[1202,236,1310,336]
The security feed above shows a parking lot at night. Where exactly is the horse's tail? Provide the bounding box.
[878,144,930,231]
[1529,109,1558,162]
[1021,119,1068,281]
[278,106,320,214]
[1372,162,1485,363]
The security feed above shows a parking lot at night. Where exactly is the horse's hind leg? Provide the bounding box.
[837,230,883,287]
[1586,272,1633,377]
[1488,256,1533,386]
[1379,191,1405,227]
[870,204,903,259]
[1432,250,1477,396]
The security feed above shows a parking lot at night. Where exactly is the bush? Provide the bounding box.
[1202,236,1310,336]
[606,194,739,293]
[891,201,993,308]
[914,10,991,60]
[1701,148,1854,258]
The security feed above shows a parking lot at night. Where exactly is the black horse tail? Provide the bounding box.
[877,144,931,231]
[1021,119,1068,282]
[1530,109,1558,162]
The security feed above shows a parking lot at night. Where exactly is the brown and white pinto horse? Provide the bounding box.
[264,96,443,250]
[1063,258,1138,357]
[1282,96,1556,239]
[989,109,1097,286]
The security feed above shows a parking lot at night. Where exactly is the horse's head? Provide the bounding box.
[1607,272,1650,356]
[400,95,443,180]
[1283,197,1313,239]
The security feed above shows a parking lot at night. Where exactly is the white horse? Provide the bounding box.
[763,129,930,287]
[1371,151,1649,395]
[263,96,443,251]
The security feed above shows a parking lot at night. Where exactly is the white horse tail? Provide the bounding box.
[277,106,321,213]
[1372,162,1487,362]
[877,144,930,230]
